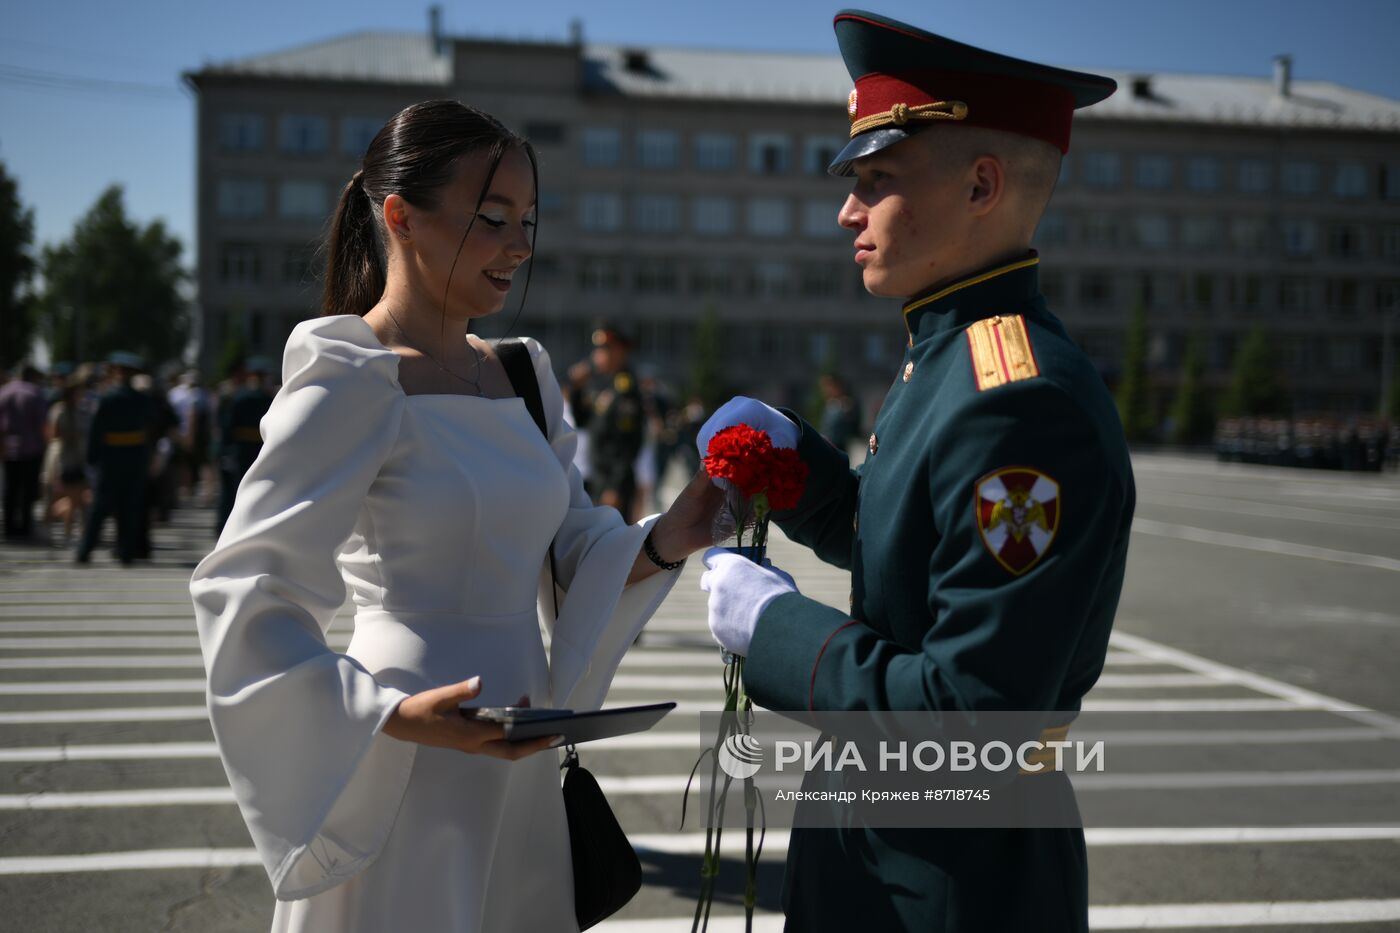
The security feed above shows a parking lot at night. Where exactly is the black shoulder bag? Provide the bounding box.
[496,339,644,930]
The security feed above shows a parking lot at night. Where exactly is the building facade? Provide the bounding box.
[185,23,1400,419]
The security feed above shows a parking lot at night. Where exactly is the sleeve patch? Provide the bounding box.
[974,466,1060,575]
[966,315,1041,392]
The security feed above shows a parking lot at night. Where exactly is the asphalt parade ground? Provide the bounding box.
[0,451,1397,931]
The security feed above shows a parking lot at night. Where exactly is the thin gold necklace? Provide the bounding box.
[384,306,484,393]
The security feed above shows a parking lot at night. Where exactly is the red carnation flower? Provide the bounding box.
[763,446,809,511]
[704,424,774,498]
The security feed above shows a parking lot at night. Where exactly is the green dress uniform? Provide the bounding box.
[577,368,644,517]
[78,382,154,564]
[738,11,1132,931]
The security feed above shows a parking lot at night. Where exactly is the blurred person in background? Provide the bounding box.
[215,356,274,536]
[41,377,89,548]
[168,369,213,504]
[640,368,679,511]
[77,352,154,565]
[567,323,644,517]
[134,372,181,558]
[0,364,47,540]
[817,372,861,455]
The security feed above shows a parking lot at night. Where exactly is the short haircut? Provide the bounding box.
[918,125,1062,223]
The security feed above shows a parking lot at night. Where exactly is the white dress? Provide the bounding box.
[190,315,683,932]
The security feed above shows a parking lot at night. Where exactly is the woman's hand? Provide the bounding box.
[626,467,726,584]
[381,676,560,761]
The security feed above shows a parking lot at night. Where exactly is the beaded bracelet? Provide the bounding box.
[642,531,685,571]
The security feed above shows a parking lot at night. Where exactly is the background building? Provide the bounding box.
[185,15,1400,420]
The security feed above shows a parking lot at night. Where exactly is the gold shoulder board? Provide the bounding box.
[965,315,1041,392]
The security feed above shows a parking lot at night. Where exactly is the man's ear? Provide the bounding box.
[968,154,1006,217]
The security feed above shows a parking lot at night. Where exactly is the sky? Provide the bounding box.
[2,0,1397,266]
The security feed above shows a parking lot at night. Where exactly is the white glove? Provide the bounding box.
[699,547,799,657]
[698,397,800,460]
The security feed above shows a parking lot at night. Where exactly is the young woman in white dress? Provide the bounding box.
[190,100,723,932]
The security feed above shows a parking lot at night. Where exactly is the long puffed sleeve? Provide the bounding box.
[517,338,685,710]
[190,316,415,900]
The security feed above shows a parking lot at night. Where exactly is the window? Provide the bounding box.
[1083,212,1120,248]
[798,262,843,297]
[1134,155,1172,190]
[1188,273,1215,309]
[1333,162,1367,198]
[749,133,791,175]
[634,257,680,294]
[803,136,845,175]
[580,128,621,167]
[865,332,891,366]
[282,244,315,284]
[692,197,735,235]
[578,193,622,232]
[1180,216,1223,250]
[1078,271,1114,308]
[1234,275,1265,310]
[1040,271,1065,305]
[1328,224,1363,259]
[1034,211,1070,247]
[1326,279,1359,313]
[523,121,565,146]
[689,259,736,297]
[1380,226,1400,262]
[1082,152,1121,188]
[577,255,623,292]
[694,133,737,171]
[633,194,680,233]
[218,113,264,152]
[340,116,381,157]
[1133,214,1171,249]
[278,180,327,219]
[279,115,328,154]
[220,243,260,283]
[1279,278,1311,312]
[1230,218,1269,254]
[1384,164,1400,200]
[1281,220,1318,256]
[637,130,679,169]
[1136,272,1176,309]
[216,179,266,218]
[1238,159,1272,194]
[749,260,792,297]
[1185,157,1223,192]
[801,200,842,238]
[1378,282,1400,312]
[747,198,791,237]
[1327,337,1363,371]
[538,191,567,218]
[1281,161,1320,195]
[808,331,833,364]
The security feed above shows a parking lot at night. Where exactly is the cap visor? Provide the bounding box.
[827,127,912,177]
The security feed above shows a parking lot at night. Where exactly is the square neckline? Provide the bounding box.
[344,313,527,405]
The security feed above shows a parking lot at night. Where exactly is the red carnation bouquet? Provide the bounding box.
[683,423,808,933]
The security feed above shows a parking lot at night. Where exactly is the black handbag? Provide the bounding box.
[496,339,643,930]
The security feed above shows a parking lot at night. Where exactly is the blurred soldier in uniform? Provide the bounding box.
[567,324,644,518]
[698,11,1134,932]
[77,352,154,565]
[215,356,275,536]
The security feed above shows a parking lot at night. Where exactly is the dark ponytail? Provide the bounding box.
[320,100,539,319]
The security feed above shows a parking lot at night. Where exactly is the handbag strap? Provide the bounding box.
[495,339,562,626]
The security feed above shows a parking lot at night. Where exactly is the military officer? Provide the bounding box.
[698,10,1135,932]
[567,323,644,518]
[77,352,155,565]
[215,356,275,536]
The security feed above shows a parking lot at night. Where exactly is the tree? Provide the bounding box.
[1168,332,1215,444]
[1222,325,1286,417]
[0,160,37,369]
[36,185,187,367]
[1115,301,1153,442]
[688,305,726,414]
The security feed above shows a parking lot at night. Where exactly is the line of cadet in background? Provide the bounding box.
[1214,416,1398,471]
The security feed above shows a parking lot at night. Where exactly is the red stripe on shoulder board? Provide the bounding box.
[809,620,861,712]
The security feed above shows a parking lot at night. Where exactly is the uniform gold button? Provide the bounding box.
[903,361,914,382]
[868,433,879,455]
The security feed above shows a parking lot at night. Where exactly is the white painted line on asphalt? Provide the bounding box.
[0,788,236,809]
[1109,631,1400,730]
[0,706,207,724]
[1091,673,1219,688]
[1080,699,1311,711]
[1131,517,1400,573]
[0,679,206,695]
[1089,898,1400,929]
[1137,490,1400,531]
[1084,826,1400,846]
[0,848,261,875]
[0,635,350,650]
[1073,768,1400,791]
[0,655,206,669]
[1084,726,1400,746]
[0,621,198,633]
[0,742,218,763]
